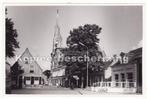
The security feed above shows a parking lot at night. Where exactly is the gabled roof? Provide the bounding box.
[128,47,142,62]
[112,47,142,67]
[12,48,43,71]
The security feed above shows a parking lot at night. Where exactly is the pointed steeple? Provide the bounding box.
[56,9,59,25]
[53,9,62,51]
[25,48,29,53]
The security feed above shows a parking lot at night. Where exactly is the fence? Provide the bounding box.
[93,81,136,88]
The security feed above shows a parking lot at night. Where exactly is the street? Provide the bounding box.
[11,86,111,95]
[11,86,139,95]
[11,86,87,95]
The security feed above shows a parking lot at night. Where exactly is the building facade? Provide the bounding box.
[51,48,67,86]
[92,48,142,93]
[11,48,45,88]
[111,48,142,93]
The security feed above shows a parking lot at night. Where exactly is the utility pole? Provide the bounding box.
[79,42,89,88]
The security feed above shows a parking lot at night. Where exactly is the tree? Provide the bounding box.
[11,62,24,88]
[43,70,51,79]
[6,9,19,58]
[65,24,104,88]
[67,24,102,51]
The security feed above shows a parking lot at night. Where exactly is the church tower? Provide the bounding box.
[51,9,63,69]
[52,9,62,52]
[50,9,66,86]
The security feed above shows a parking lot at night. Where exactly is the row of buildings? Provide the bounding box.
[50,10,142,93]
[6,10,142,94]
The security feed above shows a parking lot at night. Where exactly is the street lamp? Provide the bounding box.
[79,42,89,88]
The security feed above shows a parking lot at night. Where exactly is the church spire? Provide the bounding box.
[52,9,62,51]
[56,9,59,23]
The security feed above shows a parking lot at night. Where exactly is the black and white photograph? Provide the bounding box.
[5,5,142,95]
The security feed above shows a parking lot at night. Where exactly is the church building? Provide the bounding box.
[50,10,67,87]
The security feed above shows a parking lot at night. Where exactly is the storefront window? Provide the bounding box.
[115,74,119,87]
[127,72,133,82]
[26,77,30,80]
[121,73,125,82]
[127,72,134,87]
[121,73,125,88]
[35,77,39,80]
[115,74,119,82]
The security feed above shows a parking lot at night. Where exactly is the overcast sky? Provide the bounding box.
[7,6,142,70]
